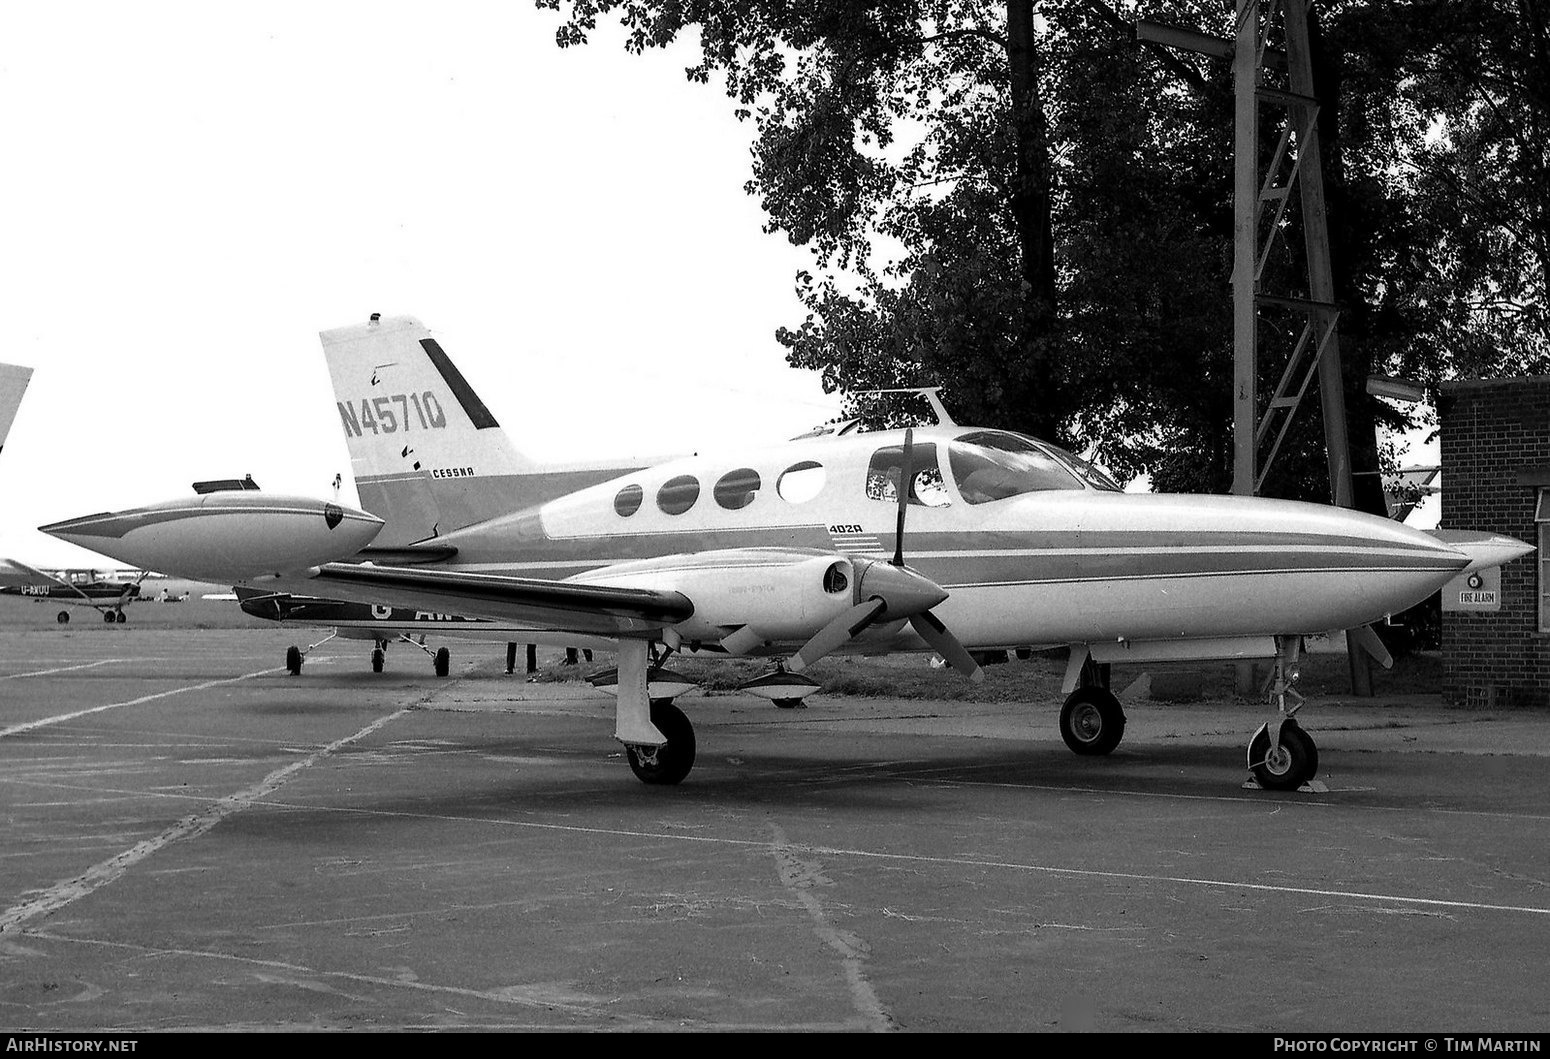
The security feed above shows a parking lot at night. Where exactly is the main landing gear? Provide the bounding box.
[282,632,453,677]
[1059,656,1127,757]
[1244,636,1321,792]
[612,639,699,786]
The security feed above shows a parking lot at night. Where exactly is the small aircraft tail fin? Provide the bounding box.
[0,362,34,458]
[321,316,541,546]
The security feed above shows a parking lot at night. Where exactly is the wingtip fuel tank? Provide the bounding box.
[40,493,383,583]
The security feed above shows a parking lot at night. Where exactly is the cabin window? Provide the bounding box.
[949,431,1083,503]
[777,461,826,504]
[714,468,762,510]
[866,443,950,508]
[614,484,643,518]
[657,475,701,516]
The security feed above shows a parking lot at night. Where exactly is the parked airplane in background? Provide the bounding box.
[42,315,1534,791]
[237,585,508,676]
[1,363,148,623]
[0,561,145,623]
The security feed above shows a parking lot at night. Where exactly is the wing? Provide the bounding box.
[265,562,693,637]
[0,558,56,590]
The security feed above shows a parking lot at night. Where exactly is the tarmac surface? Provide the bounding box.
[1,611,1548,1033]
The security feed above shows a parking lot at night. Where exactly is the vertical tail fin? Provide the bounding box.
[322,316,534,545]
[0,363,34,459]
[322,315,639,547]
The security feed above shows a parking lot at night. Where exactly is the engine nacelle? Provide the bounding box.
[565,548,857,644]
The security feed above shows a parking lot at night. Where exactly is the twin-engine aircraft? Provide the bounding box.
[42,316,1533,790]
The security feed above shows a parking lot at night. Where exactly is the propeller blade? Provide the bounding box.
[894,427,913,567]
[1347,623,1395,670]
[787,598,886,673]
[718,624,765,656]
[909,611,985,683]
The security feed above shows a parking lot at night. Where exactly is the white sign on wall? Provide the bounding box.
[1441,566,1502,612]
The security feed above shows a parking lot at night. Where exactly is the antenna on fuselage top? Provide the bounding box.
[853,387,957,427]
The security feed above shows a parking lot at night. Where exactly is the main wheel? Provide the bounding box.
[370,648,385,673]
[56,611,69,624]
[625,700,697,786]
[115,611,127,624]
[1059,686,1126,756]
[285,645,302,676]
[102,610,116,624]
[433,647,450,677]
[1248,723,1319,791]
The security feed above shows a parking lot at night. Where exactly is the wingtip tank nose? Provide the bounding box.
[40,494,383,582]
[1429,529,1536,574]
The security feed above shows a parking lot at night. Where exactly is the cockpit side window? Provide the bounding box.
[866,443,951,508]
[949,431,1083,503]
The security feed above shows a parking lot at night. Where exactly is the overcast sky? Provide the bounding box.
[0,4,1439,570]
[0,3,849,566]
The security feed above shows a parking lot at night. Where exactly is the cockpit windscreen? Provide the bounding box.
[948,431,1115,503]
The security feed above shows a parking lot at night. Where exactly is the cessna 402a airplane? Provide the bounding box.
[41,315,1533,791]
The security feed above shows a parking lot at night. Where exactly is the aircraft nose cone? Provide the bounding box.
[857,560,949,617]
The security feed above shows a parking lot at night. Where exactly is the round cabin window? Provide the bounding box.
[714,468,762,510]
[614,484,644,517]
[777,461,826,504]
[657,475,701,516]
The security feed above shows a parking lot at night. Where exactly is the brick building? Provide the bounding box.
[1439,376,1550,706]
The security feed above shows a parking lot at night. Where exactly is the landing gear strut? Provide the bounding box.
[1246,636,1321,791]
[614,638,697,785]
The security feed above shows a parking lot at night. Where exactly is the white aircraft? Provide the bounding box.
[41,316,1533,790]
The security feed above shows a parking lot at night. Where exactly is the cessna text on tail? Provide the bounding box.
[42,315,1534,790]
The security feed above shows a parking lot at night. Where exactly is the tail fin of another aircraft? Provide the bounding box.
[321,315,636,547]
[0,362,34,458]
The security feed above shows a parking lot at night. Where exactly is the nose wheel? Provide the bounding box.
[1247,721,1319,791]
[1245,636,1322,791]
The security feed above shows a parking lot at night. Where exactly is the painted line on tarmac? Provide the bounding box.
[218,799,1550,920]
[0,705,413,935]
[0,667,281,739]
[0,660,119,681]
[769,822,893,1033]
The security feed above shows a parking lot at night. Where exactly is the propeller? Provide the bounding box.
[788,428,984,681]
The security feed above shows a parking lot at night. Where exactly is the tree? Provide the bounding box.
[538,0,1550,498]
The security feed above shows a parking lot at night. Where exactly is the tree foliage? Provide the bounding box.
[537,0,1550,499]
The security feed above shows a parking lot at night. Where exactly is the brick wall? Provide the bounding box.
[1440,377,1550,706]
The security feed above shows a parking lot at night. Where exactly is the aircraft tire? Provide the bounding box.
[57,611,69,624]
[773,698,803,709]
[285,645,302,676]
[1248,723,1318,791]
[115,611,126,624]
[103,610,116,624]
[625,700,696,786]
[434,647,450,677]
[1059,686,1126,756]
[371,648,385,673]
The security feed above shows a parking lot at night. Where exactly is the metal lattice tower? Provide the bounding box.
[1139,0,1368,693]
